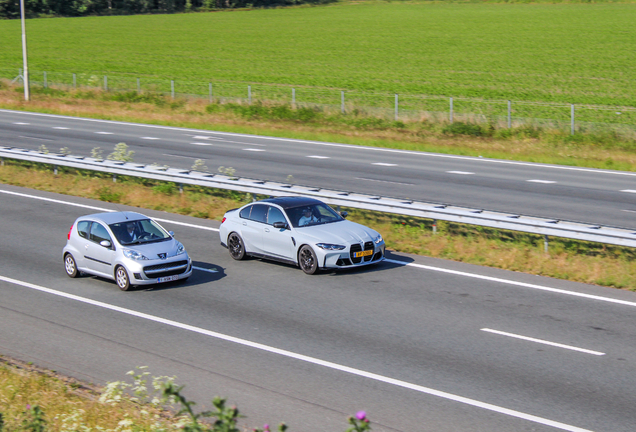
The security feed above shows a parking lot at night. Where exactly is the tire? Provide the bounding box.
[64,253,79,278]
[298,245,319,275]
[228,232,246,260]
[115,266,131,291]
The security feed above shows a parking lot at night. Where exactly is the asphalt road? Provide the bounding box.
[1,109,636,230]
[2,184,636,431]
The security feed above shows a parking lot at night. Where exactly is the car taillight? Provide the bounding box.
[221,217,226,224]
[67,224,73,240]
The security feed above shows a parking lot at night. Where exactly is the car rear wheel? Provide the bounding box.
[115,266,131,291]
[228,232,246,260]
[298,245,318,275]
[64,253,79,278]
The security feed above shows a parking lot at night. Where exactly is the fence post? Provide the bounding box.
[209,83,212,103]
[432,219,437,234]
[104,75,108,92]
[544,235,549,253]
[341,91,345,114]
[571,104,575,135]
[507,100,511,128]
[248,85,251,104]
[171,80,175,99]
[292,88,295,107]
[137,78,140,93]
[395,94,399,121]
[73,73,76,89]
[113,174,117,183]
[450,97,454,123]
[44,71,47,88]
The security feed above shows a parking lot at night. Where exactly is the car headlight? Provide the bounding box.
[123,249,149,260]
[316,243,346,251]
[374,234,383,244]
[176,242,186,255]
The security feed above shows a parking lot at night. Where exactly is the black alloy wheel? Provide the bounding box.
[228,233,246,260]
[298,245,318,275]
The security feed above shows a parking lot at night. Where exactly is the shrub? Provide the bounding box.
[442,122,485,137]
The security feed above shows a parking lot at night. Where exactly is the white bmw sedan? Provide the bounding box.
[219,196,385,274]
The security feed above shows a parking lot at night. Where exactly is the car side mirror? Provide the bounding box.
[273,221,288,230]
[169,231,175,237]
[340,211,348,218]
[100,240,112,248]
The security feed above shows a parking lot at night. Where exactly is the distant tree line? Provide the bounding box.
[0,0,335,19]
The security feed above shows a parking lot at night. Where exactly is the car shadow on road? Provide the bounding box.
[138,261,226,291]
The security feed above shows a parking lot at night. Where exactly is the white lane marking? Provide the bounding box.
[307,155,330,159]
[384,259,636,308]
[3,188,634,308]
[5,109,634,179]
[18,136,53,141]
[243,148,265,152]
[447,171,474,175]
[191,143,212,146]
[0,275,593,432]
[95,132,113,135]
[13,122,29,125]
[481,329,605,356]
[621,190,636,193]
[53,127,69,130]
[528,180,556,184]
[355,177,414,186]
[622,209,636,214]
[372,162,397,166]
[193,266,218,273]
[0,190,218,232]
[141,137,160,140]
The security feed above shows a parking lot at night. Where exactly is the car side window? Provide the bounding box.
[77,221,91,239]
[89,222,111,244]
[239,205,252,219]
[267,206,286,226]
[248,204,268,224]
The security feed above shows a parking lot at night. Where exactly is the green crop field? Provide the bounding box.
[1,1,636,122]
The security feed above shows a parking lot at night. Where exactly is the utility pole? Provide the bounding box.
[20,0,30,101]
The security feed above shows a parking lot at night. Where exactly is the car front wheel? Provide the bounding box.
[115,266,131,291]
[228,232,246,260]
[64,253,79,278]
[298,245,318,275]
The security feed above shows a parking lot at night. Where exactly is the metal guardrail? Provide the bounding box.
[2,146,636,249]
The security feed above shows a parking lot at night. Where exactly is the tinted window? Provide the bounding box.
[77,221,90,239]
[248,204,268,223]
[89,223,111,244]
[267,206,287,226]
[239,206,252,219]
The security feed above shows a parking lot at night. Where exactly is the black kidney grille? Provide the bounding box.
[350,242,375,264]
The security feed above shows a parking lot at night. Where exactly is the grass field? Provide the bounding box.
[1,1,636,110]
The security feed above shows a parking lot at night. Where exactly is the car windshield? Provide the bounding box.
[286,203,343,228]
[110,219,171,245]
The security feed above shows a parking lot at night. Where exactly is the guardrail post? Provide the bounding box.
[450,97,454,123]
[432,219,437,234]
[179,183,183,194]
[1,157,4,166]
[544,235,549,253]
[113,174,117,183]
[54,165,58,175]
[507,100,511,128]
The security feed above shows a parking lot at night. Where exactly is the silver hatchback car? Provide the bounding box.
[63,211,193,291]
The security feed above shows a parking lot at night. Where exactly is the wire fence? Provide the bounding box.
[3,67,636,137]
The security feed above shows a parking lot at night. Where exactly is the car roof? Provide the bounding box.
[258,196,323,209]
[76,211,148,225]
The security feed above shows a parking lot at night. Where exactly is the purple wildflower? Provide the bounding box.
[355,411,366,421]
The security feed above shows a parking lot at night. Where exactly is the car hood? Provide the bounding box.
[296,220,379,244]
[122,238,185,259]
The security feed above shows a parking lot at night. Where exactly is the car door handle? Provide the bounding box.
[242,222,247,226]
[264,228,270,233]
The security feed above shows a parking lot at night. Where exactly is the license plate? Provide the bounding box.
[157,275,179,283]
[353,249,373,258]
